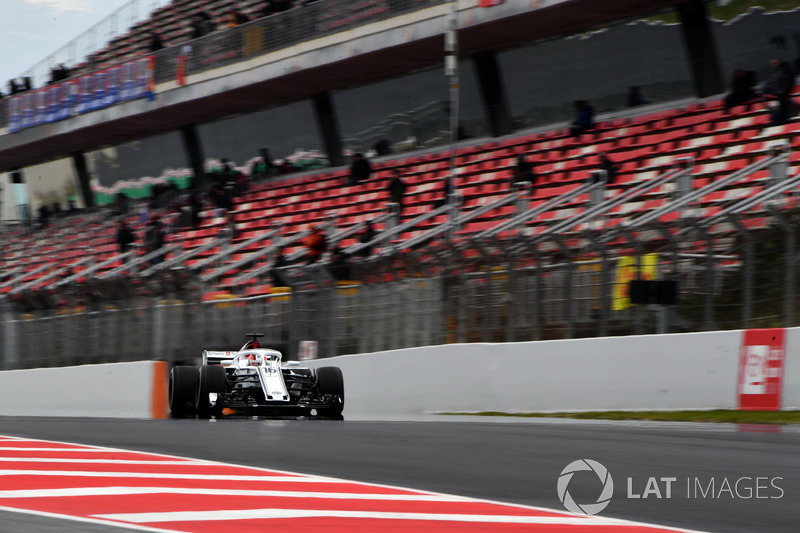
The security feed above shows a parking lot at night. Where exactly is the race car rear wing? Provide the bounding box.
[202,350,236,366]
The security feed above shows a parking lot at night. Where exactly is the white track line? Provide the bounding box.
[94,508,637,525]
[0,447,117,452]
[0,470,341,481]
[0,505,177,533]
[0,458,204,465]
[0,487,468,501]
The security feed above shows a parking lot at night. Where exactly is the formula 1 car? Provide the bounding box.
[168,333,344,418]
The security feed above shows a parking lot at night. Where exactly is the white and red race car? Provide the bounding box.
[168,333,344,418]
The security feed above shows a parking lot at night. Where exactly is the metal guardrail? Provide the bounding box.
[0,264,52,291]
[189,227,281,275]
[98,243,180,279]
[620,146,790,230]
[151,0,447,84]
[231,210,393,286]
[140,234,226,277]
[396,188,523,252]
[54,250,136,288]
[11,256,93,294]
[346,198,456,257]
[543,158,695,237]
[474,180,602,240]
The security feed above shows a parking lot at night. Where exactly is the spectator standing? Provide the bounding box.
[116,220,135,258]
[149,32,165,53]
[271,246,290,287]
[37,204,50,230]
[356,220,377,258]
[304,225,327,264]
[598,152,620,184]
[513,154,536,187]
[724,69,756,113]
[570,100,595,137]
[627,86,648,107]
[226,10,250,28]
[347,153,372,185]
[763,58,796,125]
[327,246,351,281]
[251,148,277,177]
[143,216,165,266]
[386,169,408,216]
[432,176,455,210]
[190,11,215,39]
[210,183,233,215]
[188,193,202,229]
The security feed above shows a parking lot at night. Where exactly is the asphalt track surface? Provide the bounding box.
[0,416,797,533]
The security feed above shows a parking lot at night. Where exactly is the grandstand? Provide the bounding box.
[2,0,800,366]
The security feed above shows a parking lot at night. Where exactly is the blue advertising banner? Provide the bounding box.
[7,55,154,134]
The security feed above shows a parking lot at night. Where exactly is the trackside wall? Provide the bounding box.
[0,361,167,419]
[0,330,797,418]
[305,329,800,418]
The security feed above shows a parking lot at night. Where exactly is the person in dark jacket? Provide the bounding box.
[599,152,620,185]
[570,100,595,137]
[144,216,165,266]
[763,58,796,125]
[116,220,135,258]
[724,69,756,113]
[387,169,408,216]
[347,153,371,185]
[356,220,377,258]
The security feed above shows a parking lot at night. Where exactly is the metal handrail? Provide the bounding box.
[188,227,281,273]
[542,159,695,238]
[678,170,800,237]
[98,244,180,279]
[201,221,336,284]
[345,199,455,257]
[621,147,789,230]
[0,263,53,290]
[11,256,93,294]
[394,189,521,253]
[139,234,226,277]
[54,250,136,288]
[230,211,393,285]
[474,181,602,240]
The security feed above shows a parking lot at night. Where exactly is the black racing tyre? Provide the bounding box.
[196,365,227,418]
[169,366,199,418]
[315,366,344,417]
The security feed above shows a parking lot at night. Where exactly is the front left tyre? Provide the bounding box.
[169,366,199,418]
[315,366,344,417]
[196,365,228,418]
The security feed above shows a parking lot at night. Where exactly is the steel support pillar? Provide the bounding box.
[180,124,206,191]
[312,91,344,168]
[472,50,513,137]
[71,151,95,209]
[677,0,724,97]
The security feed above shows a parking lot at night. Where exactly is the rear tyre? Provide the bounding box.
[169,366,199,418]
[196,365,227,418]
[315,366,344,417]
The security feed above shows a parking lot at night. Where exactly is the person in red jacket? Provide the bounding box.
[304,225,327,264]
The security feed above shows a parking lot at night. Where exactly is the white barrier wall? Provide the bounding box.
[306,330,800,418]
[0,330,797,418]
[0,361,167,419]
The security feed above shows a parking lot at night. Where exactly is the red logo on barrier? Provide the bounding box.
[737,328,786,411]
